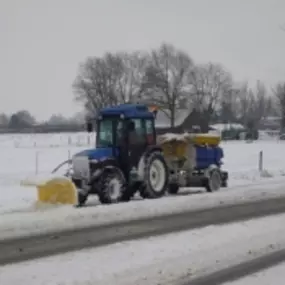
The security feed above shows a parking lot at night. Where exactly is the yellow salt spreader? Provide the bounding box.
[158,132,228,194]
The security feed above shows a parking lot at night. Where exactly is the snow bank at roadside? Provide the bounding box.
[1,177,285,241]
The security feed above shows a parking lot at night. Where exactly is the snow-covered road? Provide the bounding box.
[1,213,285,285]
[1,177,285,241]
[223,262,285,285]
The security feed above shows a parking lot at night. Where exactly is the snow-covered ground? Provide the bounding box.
[1,213,285,285]
[1,133,284,213]
[0,132,94,212]
[224,262,285,285]
[222,140,285,182]
[1,133,285,240]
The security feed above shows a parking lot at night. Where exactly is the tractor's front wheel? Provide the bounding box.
[76,192,88,207]
[140,152,169,199]
[97,168,128,204]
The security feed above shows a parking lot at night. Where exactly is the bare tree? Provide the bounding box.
[48,114,68,125]
[114,51,149,103]
[8,110,36,129]
[235,82,251,125]
[73,51,147,114]
[189,62,233,126]
[0,113,9,127]
[254,81,272,122]
[73,55,110,114]
[274,83,285,131]
[236,81,272,129]
[219,88,240,123]
[140,43,194,128]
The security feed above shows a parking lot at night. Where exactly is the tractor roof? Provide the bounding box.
[99,104,154,119]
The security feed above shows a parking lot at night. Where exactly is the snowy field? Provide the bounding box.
[0,132,95,212]
[1,213,285,285]
[0,132,284,212]
[1,133,285,240]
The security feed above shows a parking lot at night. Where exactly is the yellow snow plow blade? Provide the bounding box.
[21,176,78,205]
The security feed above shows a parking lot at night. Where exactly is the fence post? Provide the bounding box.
[258,150,263,172]
[68,149,71,161]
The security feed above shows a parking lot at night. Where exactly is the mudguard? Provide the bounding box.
[89,158,122,184]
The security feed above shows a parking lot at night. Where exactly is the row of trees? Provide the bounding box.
[0,111,83,130]
[73,43,285,131]
[0,110,36,129]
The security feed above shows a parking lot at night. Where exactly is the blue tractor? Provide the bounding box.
[71,104,169,206]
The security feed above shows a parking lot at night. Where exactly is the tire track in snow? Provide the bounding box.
[183,248,285,285]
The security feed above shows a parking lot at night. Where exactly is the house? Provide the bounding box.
[210,123,246,140]
[210,123,245,134]
[259,116,281,131]
[154,108,210,135]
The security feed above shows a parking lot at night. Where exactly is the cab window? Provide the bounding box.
[116,120,124,145]
[145,119,155,144]
[97,119,113,147]
[129,118,146,144]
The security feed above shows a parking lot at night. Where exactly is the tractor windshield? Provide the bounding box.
[96,118,114,148]
[96,118,123,148]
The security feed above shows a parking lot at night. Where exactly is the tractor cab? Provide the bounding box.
[87,104,157,173]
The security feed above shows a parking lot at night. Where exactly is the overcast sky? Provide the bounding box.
[1,0,285,120]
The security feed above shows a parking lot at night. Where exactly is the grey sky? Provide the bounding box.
[1,0,285,120]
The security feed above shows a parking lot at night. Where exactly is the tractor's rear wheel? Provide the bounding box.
[139,152,169,199]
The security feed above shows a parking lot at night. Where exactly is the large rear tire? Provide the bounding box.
[139,152,169,199]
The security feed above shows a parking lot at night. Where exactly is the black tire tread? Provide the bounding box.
[205,168,222,192]
[97,168,131,204]
[76,192,88,207]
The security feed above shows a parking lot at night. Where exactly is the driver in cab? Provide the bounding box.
[128,121,139,145]
[116,120,139,146]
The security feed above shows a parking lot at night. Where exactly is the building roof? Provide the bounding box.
[155,109,191,128]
